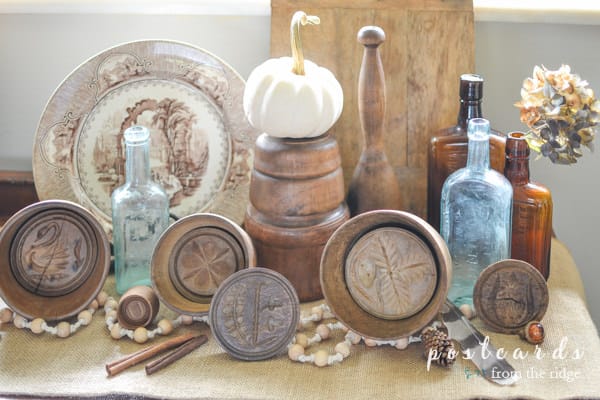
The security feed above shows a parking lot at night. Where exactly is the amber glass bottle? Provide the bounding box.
[427,74,506,231]
[504,132,553,280]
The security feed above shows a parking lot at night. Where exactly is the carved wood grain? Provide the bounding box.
[271,1,474,218]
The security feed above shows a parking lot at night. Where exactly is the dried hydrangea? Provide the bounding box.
[515,64,599,164]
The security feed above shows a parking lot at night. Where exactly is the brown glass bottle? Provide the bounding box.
[427,74,506,231]
[504,132,553,280]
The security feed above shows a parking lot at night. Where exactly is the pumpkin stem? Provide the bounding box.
[291,11,320,76]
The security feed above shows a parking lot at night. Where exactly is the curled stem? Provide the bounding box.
[290,11,320,75]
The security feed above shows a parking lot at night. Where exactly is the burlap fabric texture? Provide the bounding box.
[0,239,599,400]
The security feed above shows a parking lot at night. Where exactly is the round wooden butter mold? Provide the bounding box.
[473,259,549,334]
[344,227,437,320]
[320,210,452,340]
[0,200,110,321]
[117,285,160,330]
[151,213,256,316]
[209,267,300,361]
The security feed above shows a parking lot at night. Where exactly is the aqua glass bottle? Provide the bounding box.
[112,125,170,294]
[440,118,513,307]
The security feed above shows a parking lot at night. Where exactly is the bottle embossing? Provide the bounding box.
[441,118,513,307]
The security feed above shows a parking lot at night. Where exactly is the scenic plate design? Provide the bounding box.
[33,40,257,236]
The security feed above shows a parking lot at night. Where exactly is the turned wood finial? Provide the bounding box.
[357,26,385,47]
[346,25,402,216]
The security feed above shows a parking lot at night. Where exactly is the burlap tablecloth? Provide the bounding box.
[1,239,599,399]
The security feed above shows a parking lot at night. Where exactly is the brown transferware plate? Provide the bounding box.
[209,267,299,361]
[0,200,110,321]
[32,40,258,239]
[320,210,452,340]
[473,259,549,334]
[151,213,256,316]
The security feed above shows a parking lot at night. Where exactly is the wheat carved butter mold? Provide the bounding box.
[320,210,452,340]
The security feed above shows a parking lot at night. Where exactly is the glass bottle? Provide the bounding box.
[428,74,506,231]
[504,132,553,280]
[441,118,513,307]
[112,125,170,294]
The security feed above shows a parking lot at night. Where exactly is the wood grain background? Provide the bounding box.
[271,0,474,219]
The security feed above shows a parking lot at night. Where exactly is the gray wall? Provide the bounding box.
[0,12,598,327]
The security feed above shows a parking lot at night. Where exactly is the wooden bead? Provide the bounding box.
[78,310,93,326]
[88,300,99,311]
[364,338,377,347]
[288,344,305,361]
[314,350,329,367]
[106,310,118,322]
[105,299,118,311]
[459,304,475,320]
[13,315,27,329]
[334,342,351,358]
[316,324,330,340]
[295,333,309,348]
[394,337,409,350]
[96,291,108,306]
[180,315,194,326]
[110,323,123,339]
[30,318,45,334]
[311,306,324,321]
[158,319,174,335]
[347,331,362,345]
[56,321,71,338]
[133,327,148,344]
[0,308,13,324]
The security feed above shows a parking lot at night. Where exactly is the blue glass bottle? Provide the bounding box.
[440,118,512,307]
[111,125,170,294]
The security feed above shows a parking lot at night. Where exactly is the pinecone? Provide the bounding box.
[422,326,456,367]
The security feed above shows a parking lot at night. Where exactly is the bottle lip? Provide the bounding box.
[506,131,530,158]
[467,118,490,140]
[460,74,484,100]
[124,125,150,145]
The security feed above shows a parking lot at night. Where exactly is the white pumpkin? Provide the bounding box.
[243,12,344,139]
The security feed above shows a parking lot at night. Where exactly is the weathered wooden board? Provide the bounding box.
[271,0,474,218]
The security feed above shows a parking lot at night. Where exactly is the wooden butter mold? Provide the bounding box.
[0,200,110,321]
[151,213,256,316]
[320,210,452,340]
[473,259,549,334]
[209,267,300,361]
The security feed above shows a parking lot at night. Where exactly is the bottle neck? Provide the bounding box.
[504,158,530,185]
[504,132,531,185]
[458,99,483,130]
[125,140,151,185]
[466,119,491,172]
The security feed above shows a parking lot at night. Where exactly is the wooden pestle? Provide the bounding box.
[346,26,402,216]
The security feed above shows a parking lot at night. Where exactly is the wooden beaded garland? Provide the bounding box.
[102,293,208,344]
[0,291,106,338]
[288,303,420,367]
[0,290,208,343]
